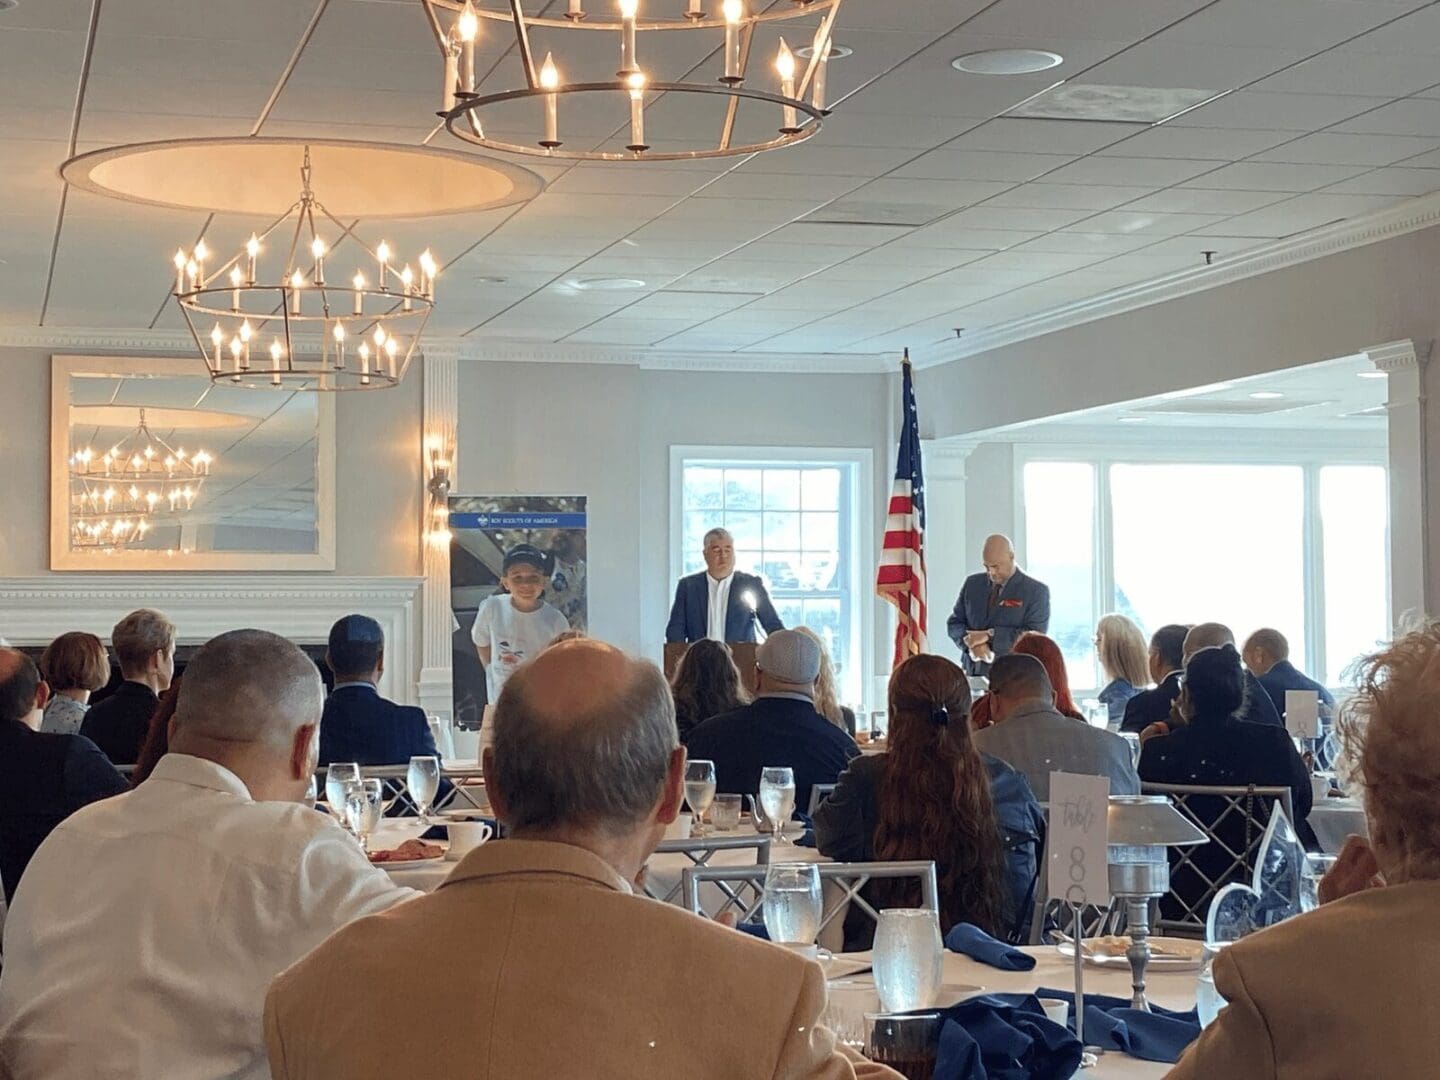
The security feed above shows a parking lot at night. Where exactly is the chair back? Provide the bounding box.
[644,835,771,905]
[807,783,837,817]
[1141,781,1295,936]
[1024,817,1121,946]
[680,860,938,935]
[328,763,488,816]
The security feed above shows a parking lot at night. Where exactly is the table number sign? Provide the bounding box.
[1048,772,1112,908]
[1285,690,1321,741]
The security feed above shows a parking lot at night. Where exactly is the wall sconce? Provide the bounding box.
[425,434,452,546]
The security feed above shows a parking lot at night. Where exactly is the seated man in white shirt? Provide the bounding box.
[0,629,417,1080]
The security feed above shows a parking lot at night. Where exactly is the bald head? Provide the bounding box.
[173,630,323,754]
[1184,622,1236,665]
[0,647,44,726]
[982,534,1017,585]
[1242,628,1289,676]
[491,639,678,835]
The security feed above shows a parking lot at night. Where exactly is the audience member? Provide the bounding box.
[1166,626,1440,1077]
[814,654,1044,947]
[38,632,110,736]
[970,631,1083,729]
[1243,627,1335,717]
[669,639,749,742]
[130,677,180,786]
[684,629,860,814]
[79,608,176,765]
[0,630,415,1079]
[0,648,127,902]
[1095,614,1149,726]
[794,626,855,732]
[1138,643,1313,922]
[974,654,1139,802]
[1179,623,1283,728]
[263,638,898,1080]
[1121,624,1190,734]
[318,614,442,767]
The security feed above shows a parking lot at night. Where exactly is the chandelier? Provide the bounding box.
[421,0,842,161]
[171,149,437,390]
[68,408,214,549]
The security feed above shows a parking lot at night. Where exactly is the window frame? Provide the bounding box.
[670,445,874,705]
[1013,442,1389,691]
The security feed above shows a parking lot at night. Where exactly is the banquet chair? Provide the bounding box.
[1141,782,1294,937]
[680,861,938,939]
[645,835,772,905]
[806,784,836,817]
[1025,824,1122,946]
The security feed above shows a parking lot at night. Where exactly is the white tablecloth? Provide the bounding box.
[1309,797,1368,854]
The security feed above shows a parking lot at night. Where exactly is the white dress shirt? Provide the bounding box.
[705,572,734,642]
[0,753,416,1080]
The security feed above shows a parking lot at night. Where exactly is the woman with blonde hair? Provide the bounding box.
[1168,622,1440,1077]
[1095,613,1149,726]
[792,626,854,733]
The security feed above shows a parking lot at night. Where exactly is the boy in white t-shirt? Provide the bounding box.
[471,544,571,705]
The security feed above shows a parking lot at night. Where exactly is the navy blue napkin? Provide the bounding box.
[1033,987,1201,1064]
[934,993,1082,1080]
[736,921,770,940]
[944,923,1037,971]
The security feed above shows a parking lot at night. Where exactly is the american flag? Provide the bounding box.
[876,350,927,667]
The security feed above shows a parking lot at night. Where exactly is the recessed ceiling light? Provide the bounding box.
[1249,391,1284,400]
[797,42,852,60]
[569,276,646,291]
[1117,416,1146,423]
[1357,370,1388,379]
[1011,83,1218,123]
[473,275,508,285]
[952,49,1063,75]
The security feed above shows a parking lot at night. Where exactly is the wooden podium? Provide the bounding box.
[663,641,760,693]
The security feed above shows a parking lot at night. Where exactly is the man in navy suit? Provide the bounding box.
[1243,628,1335,717]
[665,527,784,644]
[318,615,442,769]
[945,535,1050,676]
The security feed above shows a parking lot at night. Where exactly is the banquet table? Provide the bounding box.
[1309,796,1368,855]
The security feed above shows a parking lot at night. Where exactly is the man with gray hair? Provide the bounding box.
[974,653,1139,803]
[0,630,415,1080]
[665,526,784,643]
[685,628,859,814]
[1182,622,1282,728]
[264,638,898,1080]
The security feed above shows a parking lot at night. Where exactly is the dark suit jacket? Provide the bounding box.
[318,684,441,767]
[0,721,129,901]
[945,569,1050,676]
[682,695,859,814]
[1257,660,1335,717]
[78,680,159,765]
[1122,670,1282,733]
[664,571,784,644]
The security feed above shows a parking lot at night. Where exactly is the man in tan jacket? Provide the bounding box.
[265,638,899,1080]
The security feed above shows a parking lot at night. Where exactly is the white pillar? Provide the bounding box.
[923,440,977,667]
[417,348,461,745]
[1365,340,1429,621]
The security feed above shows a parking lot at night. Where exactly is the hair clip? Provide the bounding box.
[931,705,950,727]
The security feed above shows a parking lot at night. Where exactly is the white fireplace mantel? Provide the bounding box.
[0,575,424,704]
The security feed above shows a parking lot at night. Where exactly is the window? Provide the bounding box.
[1021,455,1389,690]
[677,454,866,703]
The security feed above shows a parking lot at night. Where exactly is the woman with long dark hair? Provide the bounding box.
[814,653,1044,947]
[672,640,750,743]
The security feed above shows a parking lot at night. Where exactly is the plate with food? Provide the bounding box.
[368,839,446,868]
[1055,935,1205,971]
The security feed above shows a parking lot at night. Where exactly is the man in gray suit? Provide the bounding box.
[975,654,1139,803]
[946,535,1050,676]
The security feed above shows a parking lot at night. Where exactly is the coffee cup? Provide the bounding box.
[1038,998,1070,1027]
[445,821,493,861]
[665,813,693,841]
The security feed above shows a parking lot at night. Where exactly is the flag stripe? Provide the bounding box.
[875,357,927,668]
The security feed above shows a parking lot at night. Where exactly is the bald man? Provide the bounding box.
[266,639,899,1080]
[0,630,416,1080]
[946,534,1051,676]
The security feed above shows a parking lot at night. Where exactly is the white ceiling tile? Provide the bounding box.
[890,226,1043,251]
[1179,161,1370,191]
[1252,50,1440,98]
[1190,192,1403,236]
[1343,4,1440,53]
[1122,188,1290,214]
[1392,147,1440,168]
[1253,132,1440,166]
[1061,210,1230,235]
[1334,98,1440,136]
[815,112,977,151]
[946,119,1141,155]
[1170,91,1381,130]
[1159,0,1408,49]
[686,171,867,202]
[964,250,1110,275]
[889,149,1077,182]
[1097,125,1306,160]
[965,0,1214,40]
[928,205,1095,231]
[1322,167,1440,196]
[838,177,1013,209]
[1011,232,1159,255]
[1075,44,1304,91]
[983,183,1154,211]
[1040,156,1226,186]
[740,144,905,178]
[766,221,915,247]
[542,168,711,197]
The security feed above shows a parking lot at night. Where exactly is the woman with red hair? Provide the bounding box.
[969,631,1084,730]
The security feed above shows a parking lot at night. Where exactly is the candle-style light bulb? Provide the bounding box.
[418,249,438,297]
[618,0,639,76]
[289,269,305,315]
[401,264,414,310]
[374,326,386,349]
[209,323,223,360]
[539,52,561,149]
[442,37,460,112]
[457,0,479,90]
[193,239,209,265]
[627,70,648,151]
[721,0,743,83]
[186,258,199,290]
[384,335,399,378]
[352,271,366,315]
[358,341,372,386]
[776,37,798,131]
[229,336,243,379]
[173,249,188,294]
[377,241,391,291]
[310,235,327,285]
[238,319,253,369]
[228,265,243,310]
[245,233,260,283]
[332,321,346,370]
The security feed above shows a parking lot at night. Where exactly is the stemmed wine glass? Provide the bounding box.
[759,766,797,845]
[684,759,717,837]
[344,778,384,854]
[407,755,441,822]
[326,763,360,830]
[763,862,822,946]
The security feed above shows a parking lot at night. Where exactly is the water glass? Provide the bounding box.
[1196,943,1230,1027]
[762,862,822,945]
[325,763,360,825]
[863,1012,942,1080]
[709,793,742,831]
[684,759,718,836]
[407,755,441,820]
[303,773,318,811]
[821,980,878,1051]
[1300,853,1338,913]
[759,766,797,845]
[873,909,943,1013]
[344,778,384,853]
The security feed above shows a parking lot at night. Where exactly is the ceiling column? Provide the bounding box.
[1366,340,1429,622]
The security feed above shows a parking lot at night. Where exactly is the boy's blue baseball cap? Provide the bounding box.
[503,544,548,573]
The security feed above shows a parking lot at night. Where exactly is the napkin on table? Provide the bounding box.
[933,993,1082,1080]
[1033,987,1201,1064]
[944,922,1037,971]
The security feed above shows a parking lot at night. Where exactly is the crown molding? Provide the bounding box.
[915,190,1440,369]
[1364,339,1427,372]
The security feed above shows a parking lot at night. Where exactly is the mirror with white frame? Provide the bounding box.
[51,356,335,570]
